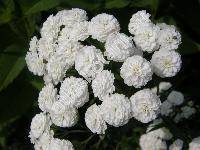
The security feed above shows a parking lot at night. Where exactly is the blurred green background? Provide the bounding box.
[0,0,200,149]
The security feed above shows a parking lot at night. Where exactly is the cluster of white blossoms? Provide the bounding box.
[26,8,185,149]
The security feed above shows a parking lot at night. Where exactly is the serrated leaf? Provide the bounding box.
[105,0,130,9]
[0,45,26,91]
[25,0,61,15]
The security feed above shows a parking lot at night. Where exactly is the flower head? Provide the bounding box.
[88,13,120,42]
[59,77,89,108]
[130,89,161,123]
[151,50,182,78]
[120,55,153,88]
[85,104,107,134]
[100,93,131,127]
[105,33,135,62]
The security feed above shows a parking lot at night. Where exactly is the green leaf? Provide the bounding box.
[25,0,61,15]
[105,0,131,9]
[0,0,15,25]
[0,45,26,92]
[29,77,44,91]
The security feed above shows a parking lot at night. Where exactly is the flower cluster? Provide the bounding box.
[26,8,183,149]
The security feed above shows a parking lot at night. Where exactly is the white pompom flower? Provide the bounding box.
[56,8,88,28]
[57,40,83,67]
[130,89,161,123]
[59,76,89,108]
[25,36,45,76]
[50,101,78,127]
[40,15,60,40]
[139,133,167,150]
[88,13,120,42]
[85,104,107,134]
[169,139,184,150]
[151,50,182,78]
[100,93,131,127]
[189,137,200,150]
[33,130,54,150]
[37,37,56,61]
[69,21,89,41]
[120,55,153,88]
[30,113,51,139]
[49,138,74,150]
[38,83,58,112]
[133,24,159,53]
[167,91,184,106]
[75,46,108,81]
[128,10,151,35]
[92,70,115,100]
[46,52,70,85]
[104,33,135,62]
[157,23,181,50]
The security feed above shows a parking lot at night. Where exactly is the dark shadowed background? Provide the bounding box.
[0,0,200,149]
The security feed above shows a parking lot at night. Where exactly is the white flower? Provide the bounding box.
[56,8,87,28]
[88,13,120,42]
[29,36,38,52]
[130,89,161,123]
[37,37,56,61]
[120,56,153,88]
[181,106,196,119]
[128,10,151,35]
[104,33,135,62]
[92,70,115,100]
[34,130,54,150]
[38,83,58,112]
[133,24,159,53]
[161,100,173,116]
[49,138,74,150]
[157,23,181,50]
[69,21,89,41]
[169,139,184,150]
[59,76,89,108]
[147,127,173,140]
[40,15,60,40]
[85,104,107,134]
[50,101,78,127]
[75,46,108,81]
[139,133,167,150]
[25,37,45,76]
[100,93,131,127]
[151,50,182,78]
[57,40,83,67]
[167,91,184,106]
[189,137,200,150]
[30,113,51,139]
[46,52,70,85]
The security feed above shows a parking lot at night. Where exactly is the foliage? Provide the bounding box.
[0,0,199,149]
